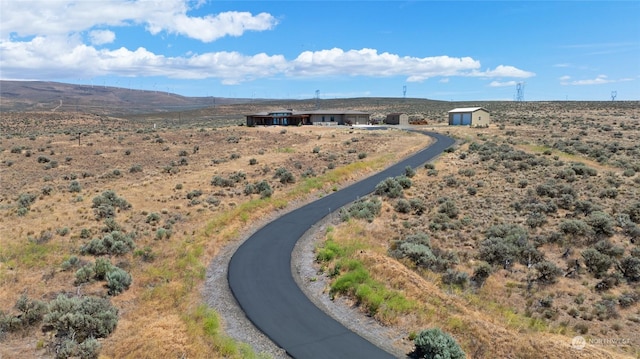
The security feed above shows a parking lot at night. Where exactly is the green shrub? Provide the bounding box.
[396,175,412,189]
[92,190,131,220]
[471,262,492,287]
[145,212,161,225]
[404,166,416,178]
[559,219,591,237]
[619,256,640,282]
[441,270,469,288]
[411,328,465,359]
[61,256,81,271]
[134,246,156,262]
[438,200,459,219]
[340,198,381,222]
[618,292,638,307]
[43,295,118,350]
[274,167,295,184]
[42,185,54,196]
[80,231,135,256]
[593,240,624,258]
[75,264,95,285]
[129,164,143,173]
[13,294,47,329]
[56,227,70,236]
[155,227,172,240]
[395,199,412,214]
[69,181,82,193]
[581,248,612,278]
[574,200,602,216]
[374,177,403,198]
[93,258,115,281]
[526,212,547,228]
[106,267,132,295]
[599,188,618,199]
[458,168,475,177]
[409,198,426,215]
[534,261,562,284]
[316,239,345,262]
[443,175,458,187]
[586,211,615,237]
[626,201,640,223]
[17,192,37,209]
[186,190,202,200]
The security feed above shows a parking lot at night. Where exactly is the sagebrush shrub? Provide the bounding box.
[404,166,416,178]
[438,200,459,219]
[274,167,295,184]
[619,256,640,282]
[374,177,403,198]
[471,262,492,287]
[80,231,135,256]
[412,328,465,359]
[534,261,562,284]
[586,211,615,237]
[340,198,381,222]
[582,248,612,278]
[394,199,411,213]
[106,267,132,295]
[441,270,468,288]
[92,190,131,220]
[44,294,118,345]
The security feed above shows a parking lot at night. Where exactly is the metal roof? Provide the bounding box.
[247,109,370,116]
[448,107,489,113]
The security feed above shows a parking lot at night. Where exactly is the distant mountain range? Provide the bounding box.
[0,80,253,115]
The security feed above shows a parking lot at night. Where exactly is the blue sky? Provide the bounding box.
[1,1,638,101]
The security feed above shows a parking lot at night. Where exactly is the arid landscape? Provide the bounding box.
[1,83,639,358]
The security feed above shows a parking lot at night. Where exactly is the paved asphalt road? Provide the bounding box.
[228,131,455,358]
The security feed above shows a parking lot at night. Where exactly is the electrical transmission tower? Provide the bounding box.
[515,82,525,102]
[611,91,617,101]
[315,90,320,109]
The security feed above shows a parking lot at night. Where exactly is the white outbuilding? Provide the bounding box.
[448,107,490,127]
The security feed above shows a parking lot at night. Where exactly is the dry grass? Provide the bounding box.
[0,112,428,358]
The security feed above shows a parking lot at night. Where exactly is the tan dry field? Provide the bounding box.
[0,111,430,358]
[1,101,639,359]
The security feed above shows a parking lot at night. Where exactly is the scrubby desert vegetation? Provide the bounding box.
[0,108,429,358]
[1,98,638,359]
[315,101,639,358]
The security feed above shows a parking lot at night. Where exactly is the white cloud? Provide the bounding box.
[89,30,116,45]
[489,80,518,87]
[559,74,632,86]
[472,65,535,78]
[290,48,483,81]
[0,36,537,85]
[0,0,277,42]
[0,1,534,85]
[570,75,612,85]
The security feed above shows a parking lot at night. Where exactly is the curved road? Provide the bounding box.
[228,131,455,358]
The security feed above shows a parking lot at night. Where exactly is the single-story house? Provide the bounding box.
[448,107,490,126]
[245,109,310,126]
[246,109,370,126]
[384,113,409,125]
